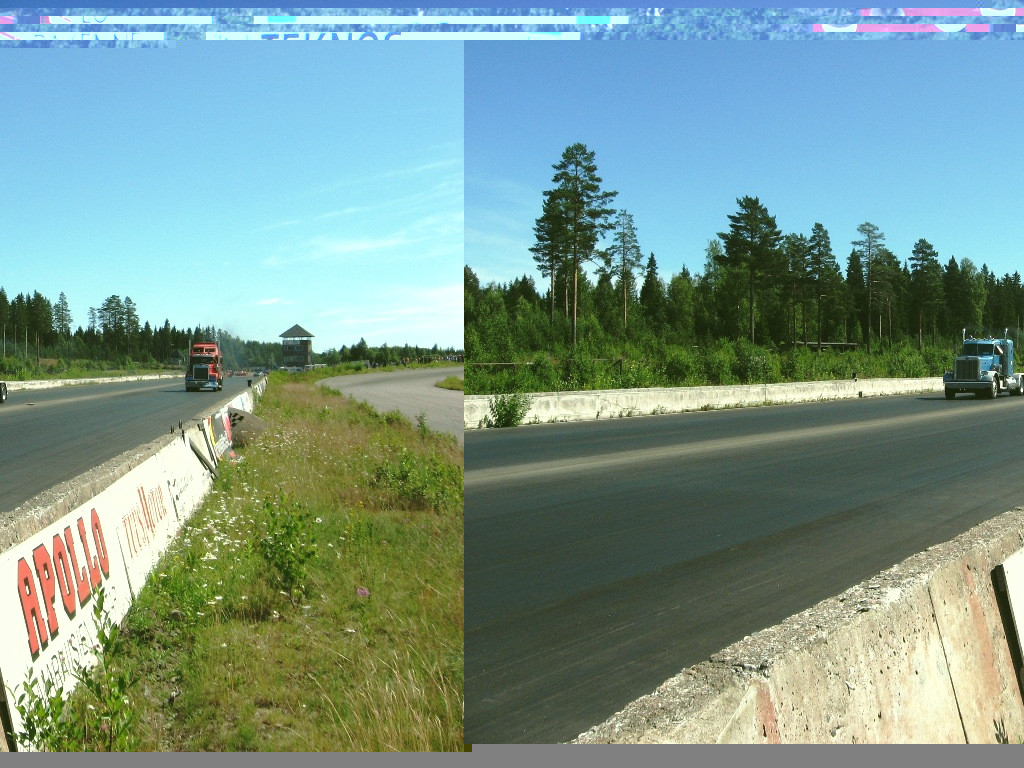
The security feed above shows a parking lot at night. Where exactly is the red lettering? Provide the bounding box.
[17,557,47,657]
[78,517,102,589]
[31,544,59,639]
[52,533,77,618]
[121,516,137,559]
[137,487,153,533]
[139,507,149,543]
[64,526,92,606]
[151,488,167,524]
[91,508,109,578]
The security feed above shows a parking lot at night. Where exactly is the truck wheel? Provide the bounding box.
[0,383,6,404]
[945,389,955,400]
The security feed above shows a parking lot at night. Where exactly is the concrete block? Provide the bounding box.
[466,377,945,430]
[928,549,1024,742]
[572,508,1024,744]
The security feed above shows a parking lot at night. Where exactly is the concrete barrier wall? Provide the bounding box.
[0,375,268,751]
[465,377,944,429]
[573,507,1024,744]
[4,373,180,393]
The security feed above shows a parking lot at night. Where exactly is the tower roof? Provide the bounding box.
[279,324,314,339]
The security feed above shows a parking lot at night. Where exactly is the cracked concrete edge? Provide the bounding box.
[572,507,1024,744]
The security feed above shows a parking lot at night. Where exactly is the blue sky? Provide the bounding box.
[1,43,463,350]
[466,41,1024,293]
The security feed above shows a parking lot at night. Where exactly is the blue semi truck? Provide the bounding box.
[943,333,1024,399]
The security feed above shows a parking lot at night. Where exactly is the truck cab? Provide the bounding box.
[943,336,1024,399]
[185,342,224,392]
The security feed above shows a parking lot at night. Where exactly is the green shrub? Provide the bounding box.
[663,347,704,386]
[701,339,741,385]
[526,353,559,392]
[484,392,533,428]
[372,448,462,514]
[560,352,598,391]
[616,359,663,389]
[7,586,138,752]
[735,340,782,384]
[256,495,318,599]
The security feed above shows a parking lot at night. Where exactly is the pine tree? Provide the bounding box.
[542,143,618,347]
[604,210,644,332]
[851,222,886,354]
[909,238,943,348]
[639,253,667,337]
[716,196,784,344]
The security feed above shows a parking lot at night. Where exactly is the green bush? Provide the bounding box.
[372,448,463,514]
[484,392,533,428]
[256,495,318,599]
[7,586,138,752]
[701,339,741,385]
[560,352,597,391]
[663,347,704,386]
[616,359,663,389]
[526,354,560,392]
[734,340,782,384]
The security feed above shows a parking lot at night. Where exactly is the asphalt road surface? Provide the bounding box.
[319,366,464,445]
[465,391,1024,744]
[0,376,251,515]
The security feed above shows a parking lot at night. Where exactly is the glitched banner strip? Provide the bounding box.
[0,8,1023,44]
[859,7,1024,15]
[814,22,1024,32]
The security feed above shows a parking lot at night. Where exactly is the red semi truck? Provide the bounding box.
[185,341,224,392]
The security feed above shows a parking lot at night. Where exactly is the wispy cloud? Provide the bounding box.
[253,219,301,233]
[313,284,463,347]
[303,153,461,200]
[308,235,414,259]
[256,297,296,306]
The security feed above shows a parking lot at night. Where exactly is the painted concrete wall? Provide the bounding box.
[465,377,945,430]
[0,376,268,751]
[573,507,1024,744]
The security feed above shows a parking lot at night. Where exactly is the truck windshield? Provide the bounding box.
[962,343,994,356]
[191,356,215,363]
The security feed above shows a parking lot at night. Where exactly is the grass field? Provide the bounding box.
[434,376,464,391]
[12,369,464,751]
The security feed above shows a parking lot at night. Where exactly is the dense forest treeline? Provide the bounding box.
[465,142,1024,394]
[0,287,462,378]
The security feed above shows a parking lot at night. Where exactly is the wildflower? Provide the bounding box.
[356,587,370,598]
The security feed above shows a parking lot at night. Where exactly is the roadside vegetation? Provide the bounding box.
[466,140,1024,396]
[9,368,463,751]
[466,342,955,396]
[434,375,464,391]
[0,357,176,381]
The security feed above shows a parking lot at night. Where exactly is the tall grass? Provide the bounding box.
[80,371,462,751]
